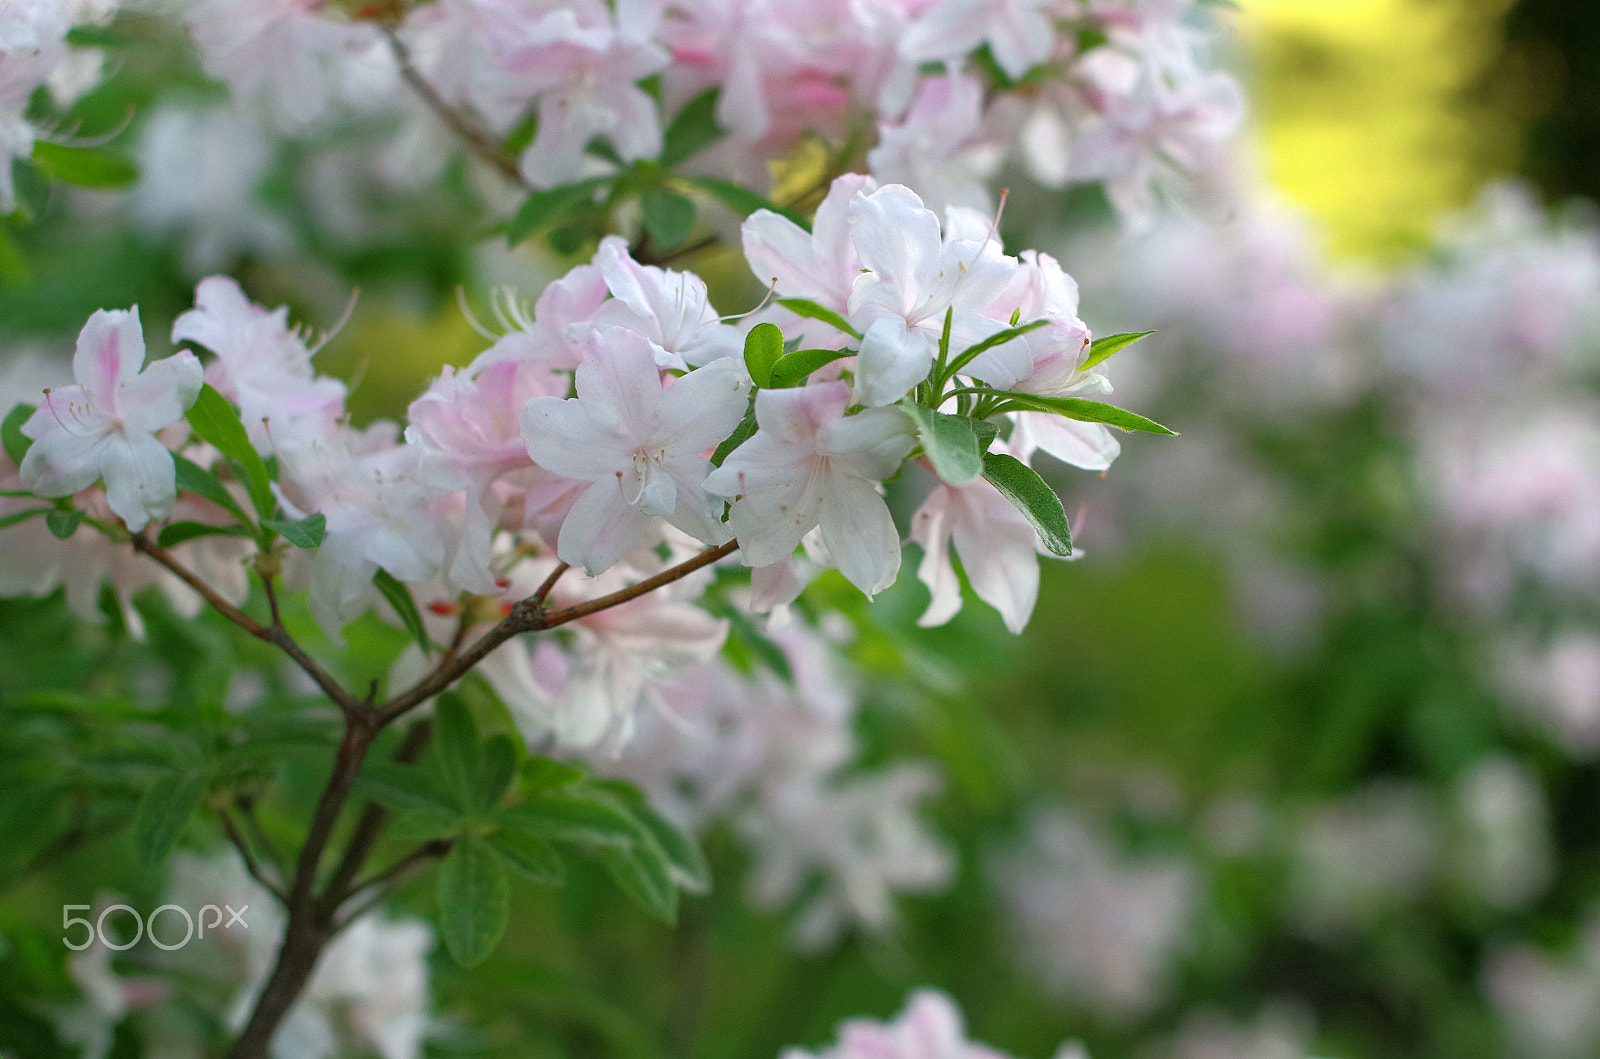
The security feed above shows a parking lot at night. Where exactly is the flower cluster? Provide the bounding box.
[6,176,1158,679]
[171,0,1241,221]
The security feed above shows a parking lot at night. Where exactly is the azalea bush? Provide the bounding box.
[0,1,1239,1056]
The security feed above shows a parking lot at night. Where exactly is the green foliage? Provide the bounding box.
[640,187,696,250]
[743,322,784,388]
[901,400,983,486]
[659,88,724,167]
[769,347,851,388]
[260,513,326,549]
[776,297,860,340]
[1,402,32,464]
[988,390,1178,435]
[44,508,80,539]
[172,453,252,526]
[680,176,809,228]
[371,568,431,655]
[980,452,1073,556]
[438,835,510,966]
[710,408,756,467]
[29,142,138,189]
[508,177,612,246]
[183,384,275,520]
[1081,330,1156,371]
[133,772,204,867]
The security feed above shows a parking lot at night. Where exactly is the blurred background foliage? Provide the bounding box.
[3,1,1599,1057]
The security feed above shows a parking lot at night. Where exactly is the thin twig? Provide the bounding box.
[219,808,287,903]
[261,570,285,629]
[236,794,286,878]
[531,561,569,606]
[131,533,362,715]
[319,718,433,910]
[377,539,740,724]
[381,23,522,184]
[336,838,454,929]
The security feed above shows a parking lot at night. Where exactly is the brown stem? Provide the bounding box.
[339,837,454,927]
[131,533,362,715]
[378,539,739,724]
[381,23,522,184]
[226,713,380,1059]
[320,718,433,908]
[218,808,286,903]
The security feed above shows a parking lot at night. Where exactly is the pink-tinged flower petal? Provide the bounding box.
[520,396,631,481]
[653,359,749,454]
[910,485,962,628]
[99,430,178,531]
[819,405,917,480]
[72,308,145,409]
[556,478,652,575]
[818,472,900,597]
[18,406,109,498]
[848,184,944,299]
[116,351,203,434]
[854,314,932,407]
[1012,413,1120,471]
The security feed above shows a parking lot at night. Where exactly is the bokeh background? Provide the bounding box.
[6,1,1600,1057]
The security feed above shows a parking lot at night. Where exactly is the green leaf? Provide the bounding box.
[970,418,1000,452]
[387,810,460,842]
[30,142,138,189]
[775,298,860,340]
[0,507,47,530]
[490,831,565,884]
[680,176,808,228]
[261,512,326,549]
[659,88,724,167]
[0,223,26,285]
[943,319,1050,381]
[521,756,587,793]
[1080,330,1155,371]
[640,187,696,250]
[709,409,756,468]
[184,384,275,518]
[477,734,517,814]
[45,508,82,539]
[601,839,678,923]
[742,322,784,389]
[133,773,204,867]
[497,791,638,847]
[372,568,431,654]
[508,177,611,246]
[990,392,1178,436]
[981,452,1072,557]
[156,521,250,548]
[433,694,481,809]
[768,348,850,388]
[900,401,982,486]
[438,837,509,967]
[356,761,459,816]
[2,402,34,465]
[597,782,711,893]
[172,453,251,525]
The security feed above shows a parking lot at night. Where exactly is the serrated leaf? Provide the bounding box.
[45,508,82,539]
[901,401,982,486]
[640,187,696,250]
[601,839,678,922]
[709,409,756,468]
[992,392,1177,435]
[981,452,1072,557]
[497,791,638,847]
[775,297,860,340]
[0,507,47,530]
[508,177,610,246]
[156,521,250,548]
[356,761,459,816]
[31,142,137,189]
[372,567,431,654]
[769,348,851,388]
[438,837,509,967]
[185,385,275,518]
[659,88,724,167]
[172,452,251,526]
[1080,330,1155,371]
[490,831,565,884]
[433,694,480,809]
[261,512,326,549]
[742,322,784,389]
[134,773,204,867]
[477,734,517,814]
[3,402,34,465]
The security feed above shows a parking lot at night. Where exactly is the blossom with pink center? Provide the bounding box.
[519,327,749,576]
[704,380,914,597]
[591,236,746,369]
[21,308,203,531]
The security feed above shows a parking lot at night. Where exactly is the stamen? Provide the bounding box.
[308,287,361,355]
[719,276,781,322]
[455,286,499,341]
